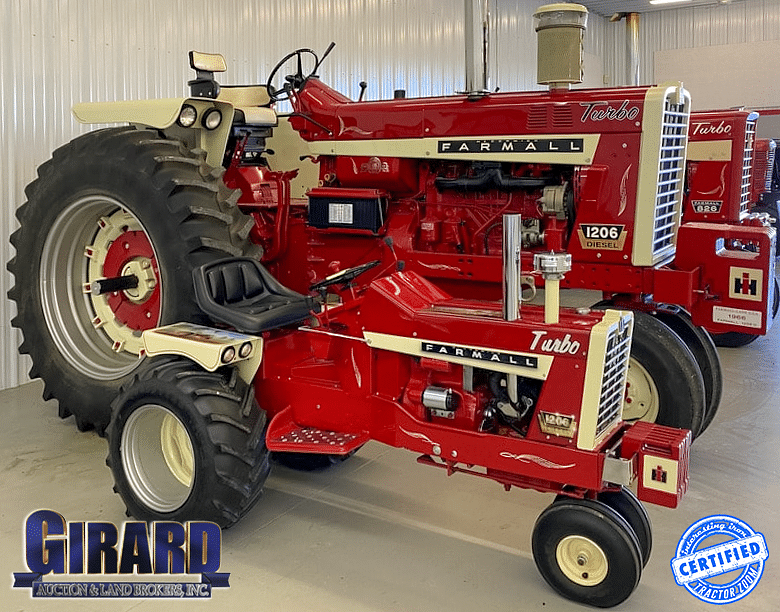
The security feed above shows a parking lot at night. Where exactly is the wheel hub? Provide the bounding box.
[121,405,194,512]
[40,196,160,381]
[623,358,660,423]
[86,208,161,354]
[556,535,608,586]
[121,259,156,303]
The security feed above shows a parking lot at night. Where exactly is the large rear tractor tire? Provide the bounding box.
[106,357,270,527]
[8,127,259,432]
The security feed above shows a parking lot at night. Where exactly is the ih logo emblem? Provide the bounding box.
[652,465,668,483]
[728,267,763,302]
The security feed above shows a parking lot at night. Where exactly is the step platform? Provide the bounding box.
[266,413,369,455]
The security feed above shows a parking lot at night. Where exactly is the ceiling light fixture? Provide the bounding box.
[649,0,692,5]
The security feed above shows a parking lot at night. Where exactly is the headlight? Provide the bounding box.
[202,108,223,130]
[221,346,236,363]
[239,342,253,358]
[177,104,197,128]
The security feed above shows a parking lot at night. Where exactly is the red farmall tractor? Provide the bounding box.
[16,3,776,446]
[682,109,779,346]
[7,6,705,606]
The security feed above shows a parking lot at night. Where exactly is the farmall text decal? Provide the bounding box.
[438,138,584,154]
[13,510,229,598]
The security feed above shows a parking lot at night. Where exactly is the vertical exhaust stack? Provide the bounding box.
[464,0,490,97]
[626,12,641,86]
[503,214,522,407]
[534,3,588,91]
[503,214,522,322]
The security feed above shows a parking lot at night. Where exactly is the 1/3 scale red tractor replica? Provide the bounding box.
[115,226,692,609]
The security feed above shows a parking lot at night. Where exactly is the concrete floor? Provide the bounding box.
[2,298,779,612]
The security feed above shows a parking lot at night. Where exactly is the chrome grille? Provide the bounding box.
[652,97,688,258]
[595,317,632,439]
[740,118,757,216]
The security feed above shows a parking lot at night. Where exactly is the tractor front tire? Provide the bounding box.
[532,497,643,608]
[106,357,270,527]
[8,126,258,432]
[653,304,722,436]
[593,305,706,437]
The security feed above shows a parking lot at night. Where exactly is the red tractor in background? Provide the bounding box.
[683,108,779,346]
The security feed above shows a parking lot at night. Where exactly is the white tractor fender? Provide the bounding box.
[142,323,263,384]
[72,98,236,168]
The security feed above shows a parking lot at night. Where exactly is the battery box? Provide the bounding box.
[307,187,387,233]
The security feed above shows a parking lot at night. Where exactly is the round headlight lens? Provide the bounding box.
[177,104,197,127]
[202,108,223,130]
[221,346,236,363]
[239,342,253,358]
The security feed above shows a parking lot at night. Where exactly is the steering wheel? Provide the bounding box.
[309,260,382,292]
[266,48,318,102]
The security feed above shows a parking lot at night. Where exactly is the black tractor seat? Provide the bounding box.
[193,257,319,334]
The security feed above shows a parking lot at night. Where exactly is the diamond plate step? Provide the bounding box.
[266,415,369,455]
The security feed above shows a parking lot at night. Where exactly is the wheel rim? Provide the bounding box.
[121,405,194,512]
[623,357,660,423]
[556,535,609,587]
[40,196,161,380]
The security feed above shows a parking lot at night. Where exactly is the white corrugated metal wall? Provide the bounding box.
[2,0,779,391]
[0,0,556,391]
[602,0,780,87]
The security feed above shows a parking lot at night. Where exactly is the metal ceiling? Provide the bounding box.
[577,0,743,17]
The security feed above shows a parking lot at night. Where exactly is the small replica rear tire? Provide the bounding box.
[273,451,357,471]
[532,497,643,608]
[106,357,270,528]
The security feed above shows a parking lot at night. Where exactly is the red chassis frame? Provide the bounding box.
[253,268,690,508]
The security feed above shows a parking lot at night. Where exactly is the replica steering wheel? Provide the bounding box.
[309,260,382,292]
[266,48,319,102]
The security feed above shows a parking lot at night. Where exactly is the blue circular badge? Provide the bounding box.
[671,514,768,604]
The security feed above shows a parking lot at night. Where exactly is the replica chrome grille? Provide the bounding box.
[595,315,632,439]
[739,118,757,216]
[651,96,688,259]
[577,310,634,451]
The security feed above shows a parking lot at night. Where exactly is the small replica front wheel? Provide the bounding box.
[532,497,643,608]
[107,357,270,528]
[596,487,652,567]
